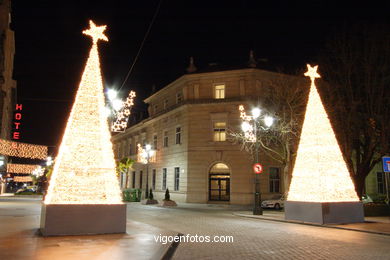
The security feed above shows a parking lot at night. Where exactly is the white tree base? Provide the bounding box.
[40,204,127,236]
[285,201,364,224]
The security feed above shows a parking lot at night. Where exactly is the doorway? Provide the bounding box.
[209,163,230,201]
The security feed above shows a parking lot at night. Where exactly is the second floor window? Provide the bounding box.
[163,131,169,147]
[213,122,226,142]
[153,135,157,149]
[214,84,225,99]
[175,127,181,144]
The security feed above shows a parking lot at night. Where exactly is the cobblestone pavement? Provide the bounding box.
[126,203,390,260]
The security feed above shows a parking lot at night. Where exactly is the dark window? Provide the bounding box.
[153,135,157,149]
[174,167,180,191]
[163,131,168,147]
[377,172,385,194]
[176,92,182,104]
[129,142,133,155]
[175,127,181,144]
[132,171,136,188]
[140,171,143,189]
[269,167,280,193]
[162,168,167,190]
[152,169,156,190]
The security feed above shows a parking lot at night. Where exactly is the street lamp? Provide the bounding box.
[142,144,155,199]
[240,106,274,215]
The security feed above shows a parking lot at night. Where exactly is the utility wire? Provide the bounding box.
[119,0,163,91]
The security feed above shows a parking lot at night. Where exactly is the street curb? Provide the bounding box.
[151,232,183,260]
[233,212,390,237]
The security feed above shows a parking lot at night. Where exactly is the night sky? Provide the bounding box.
[10,0,389,154]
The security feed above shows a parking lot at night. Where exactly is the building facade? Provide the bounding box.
[112,67,301,205]
[0,0,16,191]
[0,0,15,141]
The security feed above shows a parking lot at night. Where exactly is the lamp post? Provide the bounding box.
[241,107,274,215]
[143,144,155,199]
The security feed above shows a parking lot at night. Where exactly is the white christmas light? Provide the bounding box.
[287,64,359,203]
[107,89,118,101]
[0,139,47,159]
[111,90,136,132]
[252,108,261,119]
[44,20,122,205]
[264,116,274,128]
[112,99,123,111]
[7,163,40,174]
[239,105,256,142]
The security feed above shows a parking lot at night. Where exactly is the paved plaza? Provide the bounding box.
[1,197,390,259]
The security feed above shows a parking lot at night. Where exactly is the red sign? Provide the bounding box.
[253,163,263,174]
[13,104,22,140]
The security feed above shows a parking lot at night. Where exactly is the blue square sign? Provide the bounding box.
[383,157,390,173]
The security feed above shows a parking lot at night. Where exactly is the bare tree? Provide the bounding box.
[319,23,390,198]
[229,74,308,192]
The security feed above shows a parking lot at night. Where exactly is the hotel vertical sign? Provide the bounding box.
[13,104,22,140]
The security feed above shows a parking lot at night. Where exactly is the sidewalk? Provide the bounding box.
[0,198,178,260]
[233,210,390,236]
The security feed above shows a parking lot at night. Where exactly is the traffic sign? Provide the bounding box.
[253,163,263,174]
[383,157,390,173]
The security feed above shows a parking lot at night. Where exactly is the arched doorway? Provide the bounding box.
[209,163,230,201]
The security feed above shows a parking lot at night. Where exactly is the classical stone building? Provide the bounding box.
[112,59,301,205]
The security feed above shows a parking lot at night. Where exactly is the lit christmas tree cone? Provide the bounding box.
[40,21,126,236]
[284,64,364,224]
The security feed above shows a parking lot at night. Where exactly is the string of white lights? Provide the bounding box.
[287,65,359,202]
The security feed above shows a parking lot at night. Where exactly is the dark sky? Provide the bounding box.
[10,0,389,154]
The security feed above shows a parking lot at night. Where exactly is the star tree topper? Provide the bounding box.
[304,64,321,84]
[82,20,109,44]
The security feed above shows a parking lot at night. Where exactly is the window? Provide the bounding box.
[164,99,168,109]
[129,142,133,155]
[152,169,156,190]
[377,172,385,194]
[176,92,182,104]
[163,131,169,147]
[153,134,157,149]
[162,168,167,190]
[132,171,136,188]
[269,167,280,193]
[214,84,225,99]
[154,104,158,114]
[175,127,181,144]
[213,122,226,142]
[139,171,143,189]
[174,167,180,191]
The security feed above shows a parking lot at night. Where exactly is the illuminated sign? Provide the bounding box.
[13,104,23,140]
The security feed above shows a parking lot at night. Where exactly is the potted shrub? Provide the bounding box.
[141,188,158,205]
[160,188,177,207]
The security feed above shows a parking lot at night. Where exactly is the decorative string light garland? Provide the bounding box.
[6,163,41,174]
[239,105,256,142]
[0,139,47,160]
[111,90,136,132]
